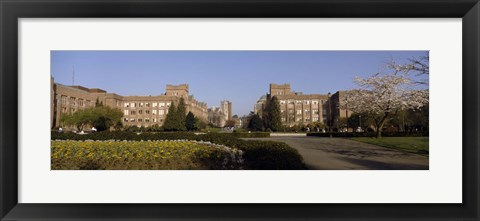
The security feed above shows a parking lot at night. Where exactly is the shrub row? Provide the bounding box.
[52,131,305,170]
[230,132,270,138]
[306,131,428,137]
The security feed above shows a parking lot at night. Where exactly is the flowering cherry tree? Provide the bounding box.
[387,53,429,85]
[342,73,429,138]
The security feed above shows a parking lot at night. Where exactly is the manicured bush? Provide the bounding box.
[306,131,428,137]
[230,132,270,138]
[51,131,306,170]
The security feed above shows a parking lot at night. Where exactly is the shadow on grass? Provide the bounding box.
[338,157,429,170]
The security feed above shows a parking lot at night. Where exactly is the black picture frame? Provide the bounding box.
[1,0,479,220]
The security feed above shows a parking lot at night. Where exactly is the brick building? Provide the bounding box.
[50,77,208,129]
[254,83,351,128]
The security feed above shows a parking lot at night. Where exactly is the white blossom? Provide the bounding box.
[340,72,428,137]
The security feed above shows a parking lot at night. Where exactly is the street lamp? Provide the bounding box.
[359,115,362,132]
[328,92,332,138]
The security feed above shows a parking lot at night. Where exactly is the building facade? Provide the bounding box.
[50,77,208,129]
[254,83,351,128]
[207,100,233,127]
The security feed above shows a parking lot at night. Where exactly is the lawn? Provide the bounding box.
[350,137,429,156]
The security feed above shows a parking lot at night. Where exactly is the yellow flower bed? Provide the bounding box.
[51,140,243,170]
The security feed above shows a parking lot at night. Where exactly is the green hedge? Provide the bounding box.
[307,131,428,137]
[230,132,270,138]
[52,131,305,170]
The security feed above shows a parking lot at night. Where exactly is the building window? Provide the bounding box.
[138,110,143,114]
[313,109,319,115]
[145,110,150,114]
[280,100,286,105]
[130,118,135,122]
[61,95,67,104]
[124,110,129,116]
[313,117,319,121]
[131,102,136,107]
[296,100,302,104]
[152,110,157,115]
[70,97,76,106]
[296,110,302,115]
[123,118,129,122]
[124,103,129,108]
[166,103,171,107]
[153,118,157,123]
[159,110,165,115]
[313,100,319,105]
[281,117,286,122]
[139,103,144,107]
[152,102,157,107]
[305,110,310,115]
[78,99,84,107]
[138,118,143,122]
[159,103,165,107]
[145,118,150,123]
[304,100,310,105]
[145,103,150,107]
[130,110,136,115]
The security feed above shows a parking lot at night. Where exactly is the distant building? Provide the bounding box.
[231,115,242,128]
[253,95,267,116]
[221,100,232,121]
[254,83,351,128]
[208,100,233,127]
[50,77,208,129]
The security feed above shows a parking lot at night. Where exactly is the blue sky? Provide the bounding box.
[51,51,428,116]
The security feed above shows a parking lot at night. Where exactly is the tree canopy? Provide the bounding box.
[60,106,123,132]
[176,97,187,131]
[267,96,283,131]
[342,73,428,137]
[247,114,264,131]
[162,102,177,131]
[185,111,197,131]
[163,98,188,131]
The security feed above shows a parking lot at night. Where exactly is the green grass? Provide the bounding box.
[351,137,429,156]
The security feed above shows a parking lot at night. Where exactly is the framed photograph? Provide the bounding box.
[1,0,478,220]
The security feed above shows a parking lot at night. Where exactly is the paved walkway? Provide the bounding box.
[245,137,429,170]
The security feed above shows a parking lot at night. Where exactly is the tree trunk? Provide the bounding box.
[376,114,390,138]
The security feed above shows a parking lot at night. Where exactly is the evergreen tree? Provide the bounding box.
[163,102,177,131]
[248,114,264,131]
[185,111,197,131]
[95,97,103,107]
[176,97,187,131]
[268,96,283,131]
[262,94,271,129]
